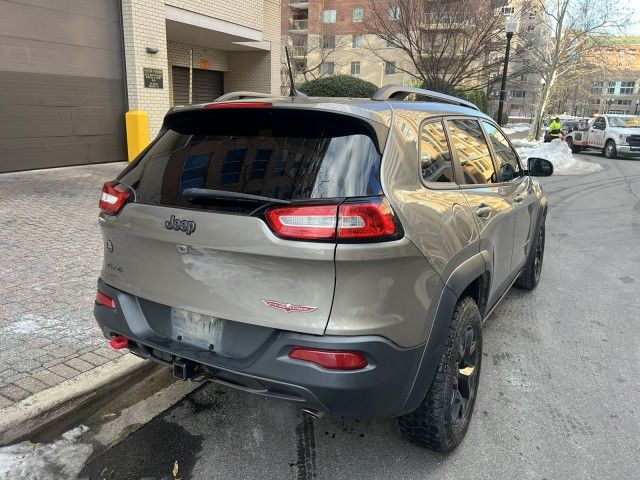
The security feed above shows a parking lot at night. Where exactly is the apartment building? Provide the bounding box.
[582,37,640,116]
[282,0,414,88]
[0,0,280,172]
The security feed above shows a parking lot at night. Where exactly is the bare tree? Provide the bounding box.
[363,0,536,94]
[525,0,628,138]
[281,20,348,93]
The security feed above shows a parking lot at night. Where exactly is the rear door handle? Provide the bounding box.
[475,205,492,218]
[514,194,526,203]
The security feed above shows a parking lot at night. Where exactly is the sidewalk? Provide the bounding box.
[0,162,128,409]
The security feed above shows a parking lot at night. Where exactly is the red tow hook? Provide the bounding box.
[110,335,129,350]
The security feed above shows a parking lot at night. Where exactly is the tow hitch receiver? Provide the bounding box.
[173,359,196,380]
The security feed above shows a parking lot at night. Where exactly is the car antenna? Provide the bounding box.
[285,46,299,97]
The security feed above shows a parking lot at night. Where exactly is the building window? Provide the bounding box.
[591,81,603,95]
[502,6,515,15]
[528,11,537,20]
[389,5,400,20]
[351,61,361,75]
[320,62,335,75]
[352,35,363,48]
[384,61,396,75]
[620,81,635,95]
[353,6,364,22]
[615,99,632,105]
[323,9,336,23]
[510,90,526,98]
[249,149,272,180]
[321,35,335,49]
[220,149,246,184]
[607,81,616,94]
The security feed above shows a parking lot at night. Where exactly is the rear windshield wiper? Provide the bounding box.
[182,188,291,205]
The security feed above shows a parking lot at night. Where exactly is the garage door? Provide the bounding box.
[0,0,127,172]
[172,67,224,106]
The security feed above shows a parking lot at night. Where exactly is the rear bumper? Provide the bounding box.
[94,278,429,417]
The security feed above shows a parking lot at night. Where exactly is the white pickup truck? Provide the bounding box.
[564,114,640,158]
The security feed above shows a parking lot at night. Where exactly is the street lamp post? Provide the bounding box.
[635,99,639,115]
[496,15,517,126]
[606,99,613,113]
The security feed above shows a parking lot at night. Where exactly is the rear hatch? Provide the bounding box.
[99,104,388,335]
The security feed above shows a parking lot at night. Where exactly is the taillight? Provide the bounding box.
[265,198,400,242]
[96,290,116,309]
[204,102,272,109]
[265,205,338,241]
[337,201,398,240]
[289,347,368,370]
[99,182,129,215]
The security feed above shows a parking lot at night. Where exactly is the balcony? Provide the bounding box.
[421,16,475,31]
[290,46,308,58]
[289,19,308,32]
[289,0,309,9]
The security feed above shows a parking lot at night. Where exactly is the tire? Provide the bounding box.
[515,220,545,290]
[566,137,581,153]
[603,140,617,159]
[396,297,482,452]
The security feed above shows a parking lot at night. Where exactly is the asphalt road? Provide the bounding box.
[80,153,640,480]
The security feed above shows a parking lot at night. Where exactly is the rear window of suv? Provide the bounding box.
[117,107,385,213]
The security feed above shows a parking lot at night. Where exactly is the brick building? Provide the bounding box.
[581,37,640,116]
[0,0,280,172]
[282,1,414,88]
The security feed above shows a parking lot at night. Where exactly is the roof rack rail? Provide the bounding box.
[372,84,479,111]
[214,91,274,102]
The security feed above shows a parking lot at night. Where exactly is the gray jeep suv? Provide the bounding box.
[94,85,552,452]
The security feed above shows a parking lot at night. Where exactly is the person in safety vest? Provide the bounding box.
[545,117,563,142]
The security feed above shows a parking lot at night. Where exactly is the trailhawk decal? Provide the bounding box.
[261,299,318,314]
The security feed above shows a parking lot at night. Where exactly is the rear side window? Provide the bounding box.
[118,108,385,213]
[446,119,496,185]
[419,120,454,183]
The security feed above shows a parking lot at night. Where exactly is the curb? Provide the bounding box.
[0,355,148,446]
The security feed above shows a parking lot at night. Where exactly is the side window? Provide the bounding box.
[446,119,496,185]
[481,121,521,182]
[593,117,605,130]
[419,120,454,183]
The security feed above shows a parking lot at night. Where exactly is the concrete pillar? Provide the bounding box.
[121,0,170,138]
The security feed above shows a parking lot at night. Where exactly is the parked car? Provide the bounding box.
[94,85,552,452]
[565,114,640,157]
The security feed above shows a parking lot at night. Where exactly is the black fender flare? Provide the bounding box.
[399,252,489,415]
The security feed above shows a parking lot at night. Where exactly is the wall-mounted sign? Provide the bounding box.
[199,58,209,69]
[143,68,163,88]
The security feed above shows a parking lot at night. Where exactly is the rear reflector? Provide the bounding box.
[289,347,368,370]
[110,335,129,350]
[265,198,399,242]
[204,102,272,109]
[99,182,129,215]
[95,290,116,309]
[265,205,338,240]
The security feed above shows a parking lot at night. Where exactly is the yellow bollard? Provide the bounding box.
[125,110,150,162]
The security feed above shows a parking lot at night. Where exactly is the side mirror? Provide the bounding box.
[527,157,553,177]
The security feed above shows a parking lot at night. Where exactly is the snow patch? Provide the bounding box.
[502,123,531,135]
[515,139,603,176]
[0,426,93,480]
[2,314,59,335]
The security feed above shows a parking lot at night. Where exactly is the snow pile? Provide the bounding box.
[502,123,531,135]
[514,138,603,176]
[0,426,93,480]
